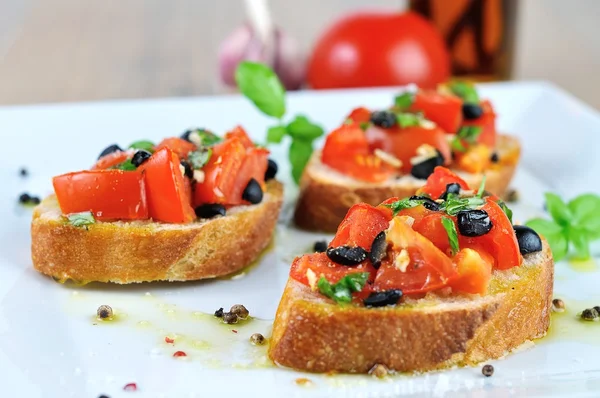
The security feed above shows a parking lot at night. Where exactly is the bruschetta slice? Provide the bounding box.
[294,83,521,232]
[31,126,283,283]
[270,167,552,373]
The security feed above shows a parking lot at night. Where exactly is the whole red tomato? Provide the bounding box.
[307,12,450,89]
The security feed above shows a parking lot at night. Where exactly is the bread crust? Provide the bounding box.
[294,135,519,232]
[31,180,283,284]
[268,241,553,373]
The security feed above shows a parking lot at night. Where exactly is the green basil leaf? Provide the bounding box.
[456,126,483,143]
[450,137,467,152]
[394,92,414,109]
[443,196,485,216]
[496,199,513,224]
[476,175,487,198]
[289,139,313,184]
[448,81,480,104]
[267,125,287,144]
[285,115,324,141]
[317,276,335,300]
[525,218,567,261]
[235,61,286,118]
[67,211,96,227]
[569,227,590,260]
[384,197,424,216]
[194,129,222,146]
[188,148,212,169]
[129,140,155,152]
[317,273,369,304]
[441,217,459,256]
[568,193,600,237]
[359,121,371,131]
[544,193,572,227]
[396,113,421,128]
[112,159,137,171]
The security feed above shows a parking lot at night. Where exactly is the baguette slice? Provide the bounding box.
[269,240,553,374]
[31,180,283,284]
[295,134,520,232]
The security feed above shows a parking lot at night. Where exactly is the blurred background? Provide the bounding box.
[0,0,598,108]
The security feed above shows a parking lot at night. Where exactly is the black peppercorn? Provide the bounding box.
[482,364,494,377]
[214,307,224,318]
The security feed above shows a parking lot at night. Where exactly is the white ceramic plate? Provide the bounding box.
[1,82,600,398]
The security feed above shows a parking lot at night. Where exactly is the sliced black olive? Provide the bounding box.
[439,183,461,200]
[462,103,483,120]
[326,246,367,266]
[131,150,152,167]
[98,144,122,159]
[409,195,440,211]
[242,178,263,204]
[410,151,444,180]
[370,110,397,128]
[490,152,499,163]
[180,160,194,179]
[195,203,226,219]
[313,240,327,253]
[369,231,387,269]
[364,290,403,307]
[265,159,278,181]
[457,209,493,237]
[513,225,543,255]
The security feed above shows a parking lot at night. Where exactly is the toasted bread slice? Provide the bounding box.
[269,239,553,374]
[31,180,283,284]
[295,134,520,232]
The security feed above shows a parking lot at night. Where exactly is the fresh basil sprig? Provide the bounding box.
[394,92,415,109]
[111,159,137,171]
[451,126,483,152]
[396,112,422,128]
[67,211,96,228]
[441,217,459,255]
[235,61,324,184]
[526,193,600,261]
[384,197,426,216]
[129,140,155,152]
[448,81,480,104]
[317,273,369,304]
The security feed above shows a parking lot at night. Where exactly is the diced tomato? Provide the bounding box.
[453,144,492,174]
[92,151,131,170]
[365,125,451,173]
[374,218,458,295]
[449,248,493,294]
[409,90,463,134]
[139,148,195,223]
[53,170,148,220]
[410,211,455,256]
[229,146,269,205]
[330,203,392,249]
[290,252,377,287]
[459,198,522,270]
[225,125,255,149]
[193,137,246,205]
[345,107,371,124]
[322,124,396,182]
[463,100,496,148]
[417,166,469,199]
[156,137,197,160]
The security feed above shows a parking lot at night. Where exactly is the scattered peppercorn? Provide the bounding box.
[594,306,600,314]
[490,152,499,163]
[482,364,494,377]
[18,192,41,206]
[222,312,239,324]
[98,395,110,398]
[230,304,249,319]
[123,383,137,391]
[581,308,599,321]
[313,240,327,253]
[19,167,28,177]
[214,307,224,318]
[505,189,519,203]
[369,363,389,378]
[18,193,30,203]
[552,298,566,312]
[173,351,187,357]
[97,305,113,319]
[250,333,265,345]
[30,196,40,205]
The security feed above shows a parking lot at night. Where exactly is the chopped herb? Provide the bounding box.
[442,196,485,216]
[384,197,425,216]
[129,140,155,152]
[394,92,415,109]
[194,129,222,146]
[266,125,287,144]
[497,199,514,223]
[111,159,137,171]
[476,175,487,198]
[188,148,212,169]
[451,138,467,152]
[451,126,483,153]
[359,121,371,131]
[448,81,480,104]
[67,211,95,227]
[526,193,600,261]
[395,112,422,128]
[441,217,459,255]
[317,273,369,304]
